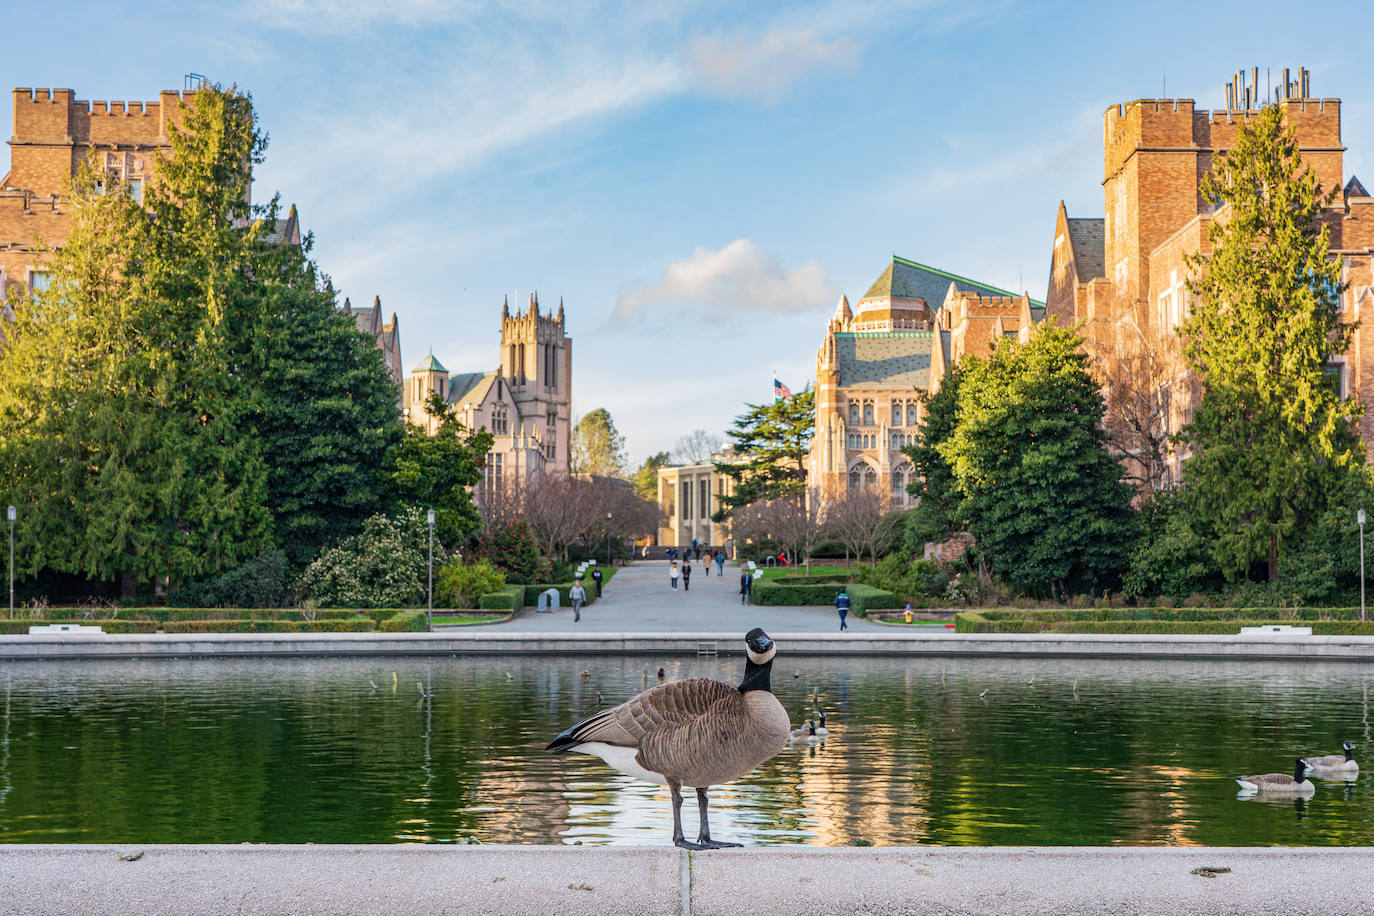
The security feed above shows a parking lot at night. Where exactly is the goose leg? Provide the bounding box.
[694,787,741,849]
[670,782,704,850]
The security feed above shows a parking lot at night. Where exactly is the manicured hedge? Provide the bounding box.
[161,619,375,633]
[379,610,430,632]
[22,607,362,623]
[763,573,855,586]
[478,586,525,612]
[0,620,160,635]
[956,608,1374,635]
[750,581,893,618]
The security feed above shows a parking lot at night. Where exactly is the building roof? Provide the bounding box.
[859,255,1027,307]
[1066,218,1106,281]
[448,371,497,406]
[1346,176,1371,198]
[414,353,447,374]
[835,332,935,389]
[259,203,301,247]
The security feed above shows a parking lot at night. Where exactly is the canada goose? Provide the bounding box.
[547,627,790,850]
[814,711,829,738]
[1301,740,1358,775]
[657,668,666,680]
[788,721,815,742]
[1233,759,1316,795]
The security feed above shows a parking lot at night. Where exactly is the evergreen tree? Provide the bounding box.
[939,326,1135,598]
[712,387,814,520]
[0,85,273,596]
[1178,104,1362,581]
[570,408,627,477]
[632,451,672,500]
[245,242,402,568]
[384,393,494,548]
[902,366,965,551]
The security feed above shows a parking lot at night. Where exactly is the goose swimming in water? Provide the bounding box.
[1301,740,1358,775]
[547,628,790,850]
[1233,759,1316,796]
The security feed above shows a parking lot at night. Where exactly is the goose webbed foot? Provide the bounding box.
[674,836,706,850]
[694,838,741,849]
[692,787,741,850]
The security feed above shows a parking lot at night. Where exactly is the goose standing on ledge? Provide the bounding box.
[1233,759,1316,796]
[1302,740,1358,776]
[547,627,790,849]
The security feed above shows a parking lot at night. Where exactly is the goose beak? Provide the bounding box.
[748,633,773,653]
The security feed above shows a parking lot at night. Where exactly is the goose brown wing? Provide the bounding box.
[546,677,740,751]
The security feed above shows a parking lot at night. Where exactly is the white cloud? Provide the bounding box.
[688,27,859,103]
[613,239,837,323]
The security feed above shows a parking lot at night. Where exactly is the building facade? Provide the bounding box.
[808,256,1042,502]
[656,455,736,547]
[403,293,572,487]
[1045,67,1374,483]
[0,85,404,386]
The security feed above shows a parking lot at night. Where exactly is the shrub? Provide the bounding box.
[477,585,525,612]
[296,509,428,608]
[379,610,430,632]
[748,581,893,617]
[161,619,375,633]
[479,520,553,584]
[853,554,946,602]
[172,547,291,608]
[436,558,506,608]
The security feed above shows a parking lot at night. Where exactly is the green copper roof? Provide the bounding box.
[859,256,1045,309]
[413,353,447,374]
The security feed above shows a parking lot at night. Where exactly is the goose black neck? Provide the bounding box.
[1293,761,1308,783]
[739,658,773,693]
[1347,747,1356,762]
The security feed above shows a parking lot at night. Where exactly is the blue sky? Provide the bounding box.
[4,1,1371,463]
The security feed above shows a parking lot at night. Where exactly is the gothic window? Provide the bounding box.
[864,464,878,490]
[848,467,861,492]
[127,178,142,203]
[907,403,918,425]
[489,453,503,484]
[863,402,874,425]
[547,409,557,430]
[29,271,50,293]
[849,402,859,425]
[549,345,557,388]
[891,403,901,426]
[891,464,911,500]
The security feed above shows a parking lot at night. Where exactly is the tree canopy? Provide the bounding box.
[384,393,494,549]
[1178,103,1362,581]
[570,408,627,478]
[713,387,814,520]
[632,451,672,500]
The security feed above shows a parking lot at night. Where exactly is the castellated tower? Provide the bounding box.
[501,293,572,477]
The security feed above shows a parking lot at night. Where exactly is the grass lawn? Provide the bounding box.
[433,613,508,625]
[753,564,856,579]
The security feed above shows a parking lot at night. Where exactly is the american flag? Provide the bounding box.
[773,378,792,402]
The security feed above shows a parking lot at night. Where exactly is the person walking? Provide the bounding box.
[570,579,587,623]
[740,570,752,605]
[591,566,604,597]
[669,562,680,590]
[682,559,692,592]
[835,589,851,631]
[715,552,725,576]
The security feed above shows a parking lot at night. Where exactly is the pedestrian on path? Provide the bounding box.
[592,566,604,597]
[570,579,586,623]
[835,589,850,631]
[670,562,680,590]
[715,553,725,576]
[703,550,712,576]
[740,571,752,605]
[682,559,692,591]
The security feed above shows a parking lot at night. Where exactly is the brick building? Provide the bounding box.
[808,256,1042,502]
[403,294,572,488]
[0,85,403,385]
[1046,67,1374,483]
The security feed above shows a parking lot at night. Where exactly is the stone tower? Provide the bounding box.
[500,293,572,475]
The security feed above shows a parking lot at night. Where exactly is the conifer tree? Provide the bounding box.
[1178,104,1362,581]
[384,393,495,548]
[902,366,965,550]
[712,387,814,520]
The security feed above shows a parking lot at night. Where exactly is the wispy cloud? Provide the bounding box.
[613,239,837,324]
[688,27,859,103]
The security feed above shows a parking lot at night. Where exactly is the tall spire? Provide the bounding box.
[557,296,565,323]
[502,295,510,319]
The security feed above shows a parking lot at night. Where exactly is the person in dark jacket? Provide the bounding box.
[591,566,604,597]
[835,589,850,631]
[740,571,752,605]
[682,559,692,591]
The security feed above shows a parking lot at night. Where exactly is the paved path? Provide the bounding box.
[5,845,1372,915]
[497,560,882,633]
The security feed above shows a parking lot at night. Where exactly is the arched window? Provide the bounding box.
[864,464,878,490]
[848,467,862,492]
[907,403,918,425]
[863,402,874,425]
[891,403,901,426]
[892,464,911,499]
[849,402,859,425]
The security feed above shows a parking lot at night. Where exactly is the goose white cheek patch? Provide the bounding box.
[746,646,776,665]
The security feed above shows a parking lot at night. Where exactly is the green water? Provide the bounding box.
[0,655,1370,846]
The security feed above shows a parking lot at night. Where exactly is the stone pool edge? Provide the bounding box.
[5,630,1374,662]
[2,845,1372,915]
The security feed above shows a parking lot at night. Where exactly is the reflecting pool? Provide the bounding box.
[0,654,1370,845]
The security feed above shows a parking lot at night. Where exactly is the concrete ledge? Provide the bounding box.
[2,845,1372,915]
[4,630,1374,661]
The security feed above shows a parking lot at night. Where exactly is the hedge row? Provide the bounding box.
[763,573,855,586]
[971,607,1366,623]
[750,581,894,618]
[161,619,375,633]
[0,620,160,635]
[22,607,367,623]
[956,610,1374,635]
[478,585,526,613]
[379,610,430,632]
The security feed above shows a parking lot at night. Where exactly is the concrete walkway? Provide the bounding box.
[4,845,1372,915]
[497,560,881,633]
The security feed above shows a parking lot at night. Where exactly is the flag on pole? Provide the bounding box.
[773,378,793,402]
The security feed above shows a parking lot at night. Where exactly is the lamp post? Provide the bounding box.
[606,512,613,567]
[426,509,436,631]
[7,505,14,620]
[1360,508,1367,623]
